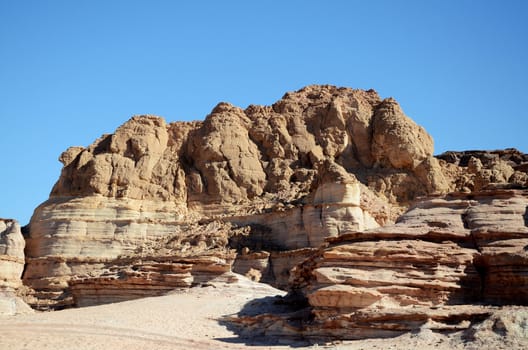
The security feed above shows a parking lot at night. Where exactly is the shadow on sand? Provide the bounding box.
[216,294,314,347]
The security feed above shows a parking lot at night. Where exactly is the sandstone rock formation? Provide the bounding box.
[25,85,449,308]
[48,85,447,213]
[69,254,235,307]
[20,81,528,348]
[437,148,528,192]
[230,189,528,340]
[0,219,31,315]
[0,219,25,289]
[23,212,234,309]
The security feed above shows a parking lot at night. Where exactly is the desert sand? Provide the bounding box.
[0,275,464,350]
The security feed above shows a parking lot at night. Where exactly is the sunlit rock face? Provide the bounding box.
[281,189,528,339]
[22,84,528,313]
[0,219,32,315]
[0,219,25,290]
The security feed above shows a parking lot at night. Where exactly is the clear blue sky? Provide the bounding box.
[1,0,527,225]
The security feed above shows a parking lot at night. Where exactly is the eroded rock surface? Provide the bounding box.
[437,148,528,192]
[25,85,447,308]
[0,219,25,289]
[244,189,528,340]
[69,254,235,307]
[0,219,31,315]
[20,81,528,347]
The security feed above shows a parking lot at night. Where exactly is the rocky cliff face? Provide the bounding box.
[48,85,449,211]
[230,189,528,341]
[20,82,528,346]
[25,85,449,309]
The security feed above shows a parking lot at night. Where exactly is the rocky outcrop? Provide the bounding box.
[47,85,447,214]
[437,148,528,192]
[0,219,25,290]
[24,85,448,308]
[69,253,235,307]
[21,84,528,323]
[24,214,232,309]
[0,219,31,315]
[23,196,192,309]
[227,190,528,342]
[252,189,528,339]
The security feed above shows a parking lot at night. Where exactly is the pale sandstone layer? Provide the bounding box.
[0,219,32,315]
[0,219,25,289]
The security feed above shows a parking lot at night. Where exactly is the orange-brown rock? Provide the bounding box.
[437,148,528,192]
[22,84,528,319]
[25,85,448,308]
[47,85,447,212]
[23,216,232,309]
[69,253,235,307]
[266,189,528,339]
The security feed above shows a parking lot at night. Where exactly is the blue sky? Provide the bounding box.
[1,0,527,224]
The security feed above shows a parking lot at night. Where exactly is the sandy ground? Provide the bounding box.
[0,276,470,350]
[0,277,294,350]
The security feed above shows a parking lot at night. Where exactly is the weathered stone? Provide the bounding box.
[0,219,25,290]
[20,83,528,339]
[0,219,31,315]
[69,253,235,307]
[276,189,528,339]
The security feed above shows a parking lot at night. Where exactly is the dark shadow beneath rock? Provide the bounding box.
[217,294,314,347]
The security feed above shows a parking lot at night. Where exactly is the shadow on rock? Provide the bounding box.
[217,294,314,347]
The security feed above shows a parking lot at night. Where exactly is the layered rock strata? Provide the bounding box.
[0,219,25,290]
[266,189,528,339]
[24,213,232,309]
[22,85,528,313]
[69,253,235,307]
[25,85,447,308]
